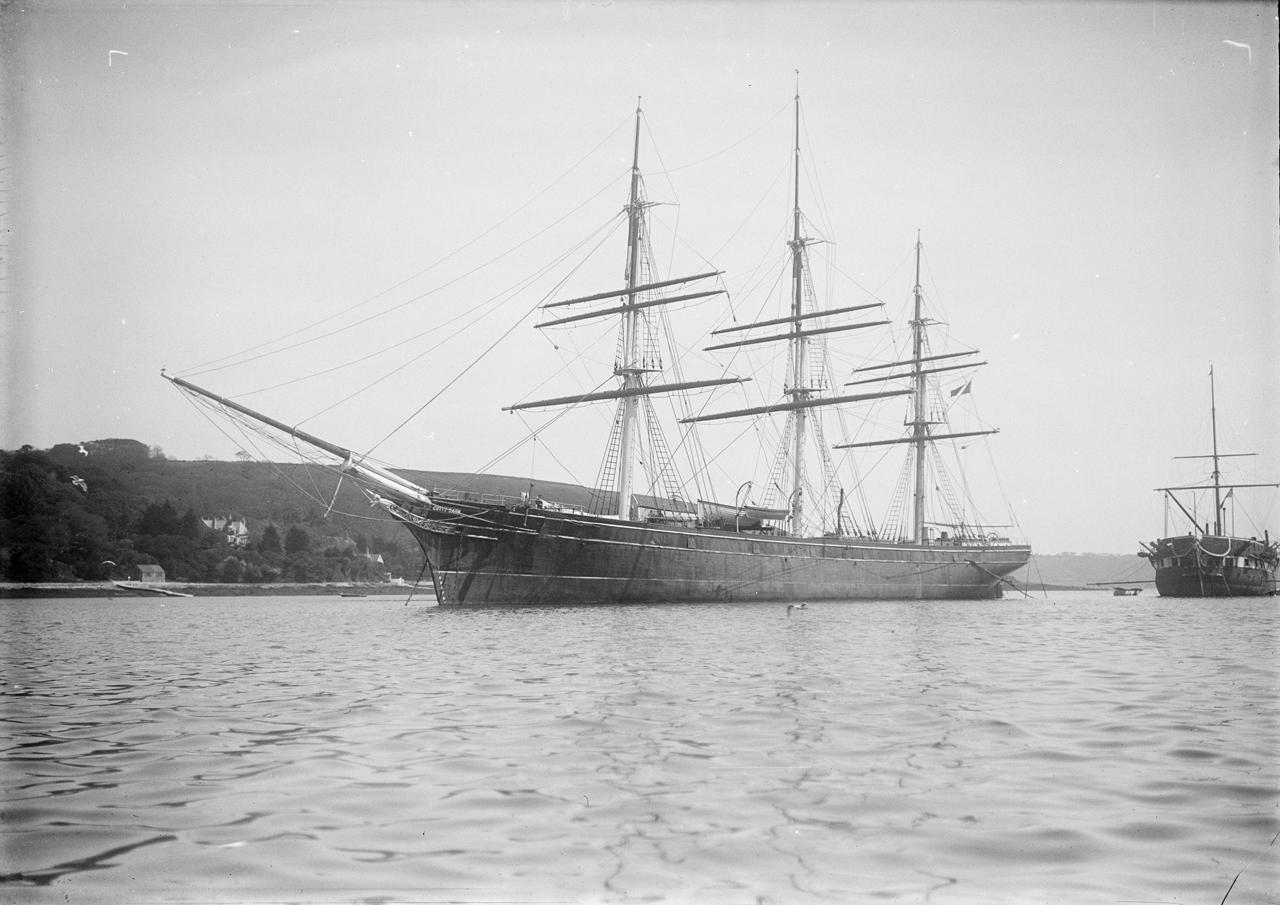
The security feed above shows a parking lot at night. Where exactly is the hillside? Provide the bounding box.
[1,440,424,583]
[2,438,1152,588]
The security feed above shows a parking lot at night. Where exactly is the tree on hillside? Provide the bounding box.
[84,439,151,463]
[179,507,203,540]
[218,556,245,583]
[285,525,311,556]
[138,500,180,536]
[283,551,322,582]
[1,446,133,581]
[260,523,282,554]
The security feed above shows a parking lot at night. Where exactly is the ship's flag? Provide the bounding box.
[950,381,972,398]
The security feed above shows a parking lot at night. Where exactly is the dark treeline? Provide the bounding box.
[0,439,423,583]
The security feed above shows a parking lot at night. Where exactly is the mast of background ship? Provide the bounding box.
[787,80,809,531]
[1163,367,1275,532]
[614,100,646,520]
[1209,366,1222,534]
[909,232,928,543]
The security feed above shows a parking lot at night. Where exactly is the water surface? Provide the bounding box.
[2,592,1277,903]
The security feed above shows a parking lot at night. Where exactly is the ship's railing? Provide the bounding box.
[429,487,589,515]
[430,487,525,507]
[840,534,1022,546]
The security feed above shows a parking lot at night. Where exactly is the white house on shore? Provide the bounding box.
[202,516,250,547]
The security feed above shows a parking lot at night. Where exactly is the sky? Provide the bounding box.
[3,0,1277,555]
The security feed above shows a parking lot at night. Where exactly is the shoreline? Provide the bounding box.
[3,580,1102,600]
[0,581,434,600]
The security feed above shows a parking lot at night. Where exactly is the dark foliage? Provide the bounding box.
[260,524,282,554]
[284,525,311,556]
[1,440,423,583]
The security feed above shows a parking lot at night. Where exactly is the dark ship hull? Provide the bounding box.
[1145,535,1278,598]
[383,495,1030,606]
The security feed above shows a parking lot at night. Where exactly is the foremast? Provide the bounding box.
[503,101,744,519]
[616,100,647,520]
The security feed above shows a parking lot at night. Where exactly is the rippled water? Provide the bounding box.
[2,592,1277,904]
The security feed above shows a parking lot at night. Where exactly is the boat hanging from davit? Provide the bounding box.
[1139,368,1278,597]
[167,89,1031,605]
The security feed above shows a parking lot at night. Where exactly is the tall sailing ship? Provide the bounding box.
[1139,368,1278,597]
[167,93,1031,605]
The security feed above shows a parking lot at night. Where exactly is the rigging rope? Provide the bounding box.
[185,114,634,377]
[299,215,626,428]
[178,391,387,527]
[660,98,791,176]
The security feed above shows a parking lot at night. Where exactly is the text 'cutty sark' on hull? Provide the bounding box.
[167,87,1031,605]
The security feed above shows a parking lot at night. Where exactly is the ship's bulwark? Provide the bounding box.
[390,500,1030,605]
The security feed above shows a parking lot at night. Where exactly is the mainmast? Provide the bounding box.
[615,99,645,520]
[685,81,915,533]
[787,81,808,530]
[910,232,928,543]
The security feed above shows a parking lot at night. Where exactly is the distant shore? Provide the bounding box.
[0,581,433,600]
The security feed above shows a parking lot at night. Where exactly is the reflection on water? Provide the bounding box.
[2,594,1277,903]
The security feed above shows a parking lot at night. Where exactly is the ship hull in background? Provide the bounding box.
[1147,534,1278,597]
[386,498,1030,605]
